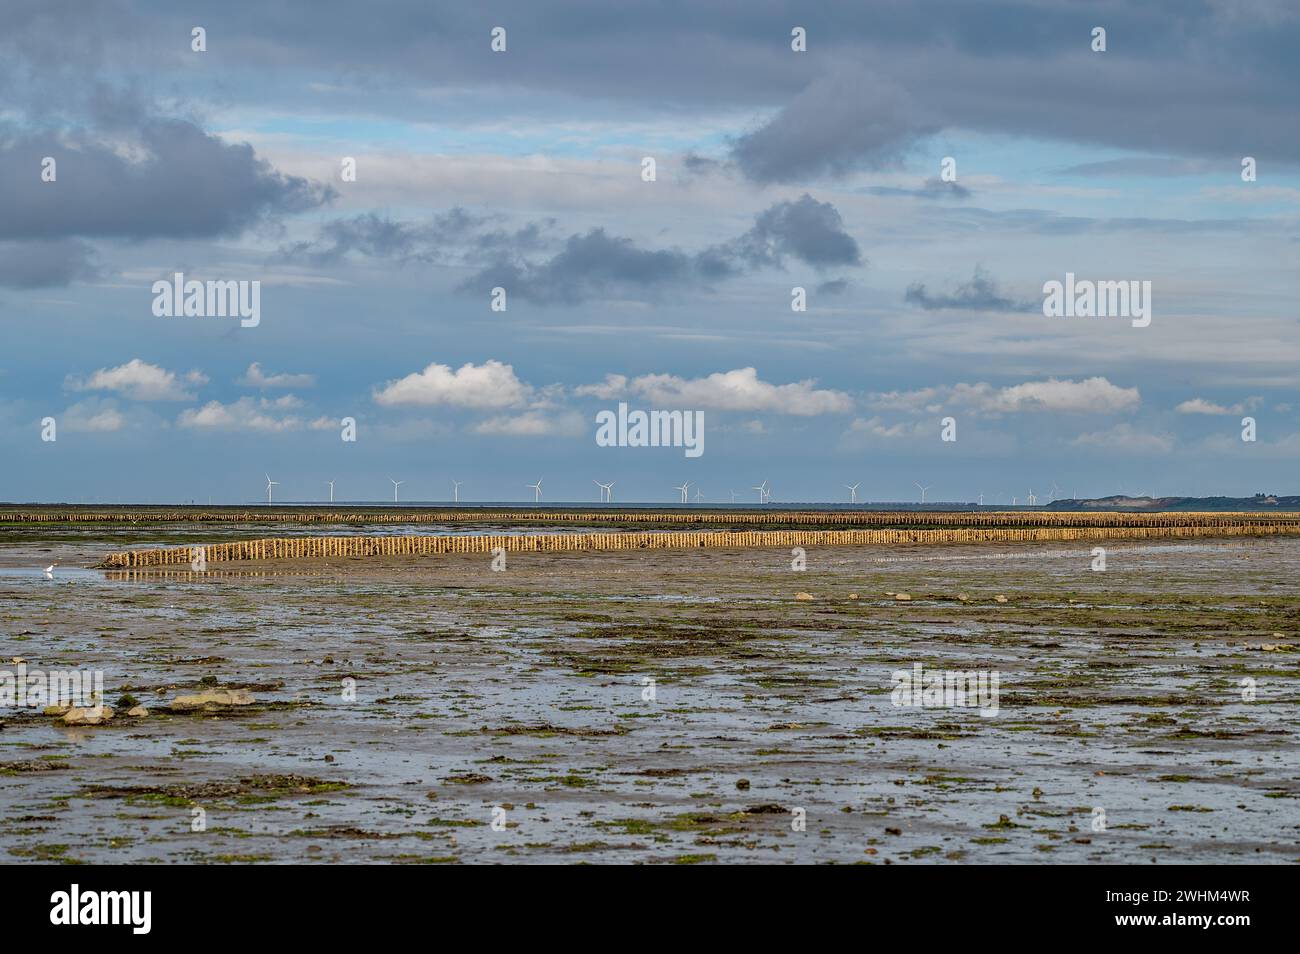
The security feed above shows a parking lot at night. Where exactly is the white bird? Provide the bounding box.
[43,563,57,579]
[527,479,543,503]
[844,482,860,504]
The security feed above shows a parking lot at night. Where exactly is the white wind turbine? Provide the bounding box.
[1026,489,1037,506]
[729,490,739,504]
[914,482,931,504]
[694,487,704,503]
[527,479,543,503]
[390,478,404,503]
[752,479,769,504]
[264,473,278,505]
[594,480,614,503]
[978,491,984,506]
[327,480,335,504]
[674,481,690,504]
[451,480,463,503]
[844,482,860,504]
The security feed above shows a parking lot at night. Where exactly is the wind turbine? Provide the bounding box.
[327,480,335,504]
[264,474,278,505]
[752,479,769,504]
[1026,489,1037,506]
[729,490,739,504]
[390,478,404,503]
[594,480,614,503]
[977,491,984,506]
[451,480,463,503]
[914,482,931,504]
[844,482,860,504]
[674,481,690,504]
[1048,481,1060,501]
[694,487,704,504]
[527,479,543,503]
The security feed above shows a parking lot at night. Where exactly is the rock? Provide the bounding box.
[63,706,114,726]
[994,594,1009,603]
[794,592,814,601]
[736,778,750,790]
[848,593,858,600]
[884,590,895,596]
[956,593,970,602]
[126,706,149,717]
[894,592,912,601]
[169,688,255,711]
[43,704,72,717]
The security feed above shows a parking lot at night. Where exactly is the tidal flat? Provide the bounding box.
[1,526,1297,864]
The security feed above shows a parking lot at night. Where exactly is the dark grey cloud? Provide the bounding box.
[730,68,937,183]
[0,120,334,243]
[296,196,863,304]
[866,177,971,200]
[462,195,862,303]
[278,209,555,267]
[1056,157,1222,178]
[904,266,1036,313]
[816,278,850,296]
[0,239,100,289]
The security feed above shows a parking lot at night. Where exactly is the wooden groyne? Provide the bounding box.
[13,508,1300,529]
[97,521,1300,568]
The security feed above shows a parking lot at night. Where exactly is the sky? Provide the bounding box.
[2,0,1299,505]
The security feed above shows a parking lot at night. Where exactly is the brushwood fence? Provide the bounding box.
[11,508,1300,528]
[97,521,1300,568]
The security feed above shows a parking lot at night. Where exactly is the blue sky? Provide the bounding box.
[3,1,1299,504]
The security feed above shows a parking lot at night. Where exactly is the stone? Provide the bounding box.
[956,593,970,602]
[127,706,149,717]
[63,706,114,726]
[994,594,1009,603]
[794,592,814,601]
[169,688,255,711]
[43,704,72,717]
[894,592,912,601]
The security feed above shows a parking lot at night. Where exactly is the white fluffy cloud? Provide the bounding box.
[1176,397,1258,415]
[178,397,302,432]
[62,398,125,433]
[239,362,316,389]
[1070,422,1173,454]
[473,410,585,436]
[579,367,851,416]
[67,358,206,401]
[373,360,531,409]
[869,377,1139,416]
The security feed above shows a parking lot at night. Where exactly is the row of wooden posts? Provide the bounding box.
[98,521,1300,568]
[13,508,1300,527]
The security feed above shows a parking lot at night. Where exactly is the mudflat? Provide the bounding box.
[1,527,1297,864]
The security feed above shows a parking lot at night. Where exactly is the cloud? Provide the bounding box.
[67,358,204,401]
[1070,422,1174,454]
[61,398,125,433]
[459,195,861,304]
[279,209,551,266]
[1176,397,1259,415]
[869,377,1140,416]
[730,67,935,183]
[573,374,628,400]
[473,411,584,437]
[239,362,316,389]
[0,239,100,288]
[904,266,1036,312]
[865,178,971,200]
[1056,158,1221,178]
[613,367,852,416]
[846,416,914,439]
[372,360,531,409]
[0,120,334,244]
[177,397,303,432]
